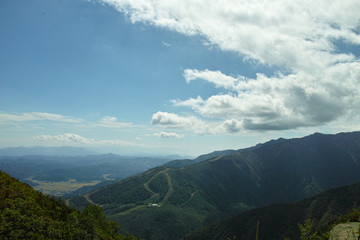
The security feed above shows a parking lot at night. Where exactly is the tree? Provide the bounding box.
[298,219,318,240]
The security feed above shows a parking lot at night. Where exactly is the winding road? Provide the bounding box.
[79,168,175,214]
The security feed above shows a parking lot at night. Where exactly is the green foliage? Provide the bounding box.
[299,220,318,240]
[148,172,168,200]
[69,196,89,210]
[0,171,138,240]
[337,208,360,223]
[111,205,204,240]
[296,208,360,240]
[89,171,155,205]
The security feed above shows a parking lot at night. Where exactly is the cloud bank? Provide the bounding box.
[102,0,360,133]
[175,66,360,131]
[34,133,138,146]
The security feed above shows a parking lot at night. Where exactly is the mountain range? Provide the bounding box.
[68,131,360,239]
[0,146,97,156]
[0,153,172,195]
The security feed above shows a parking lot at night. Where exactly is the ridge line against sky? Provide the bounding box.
[0,0,359,155]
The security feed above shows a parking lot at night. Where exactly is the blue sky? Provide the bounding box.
[1,0,359,156]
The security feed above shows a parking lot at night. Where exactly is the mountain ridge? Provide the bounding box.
[69,131,360,239]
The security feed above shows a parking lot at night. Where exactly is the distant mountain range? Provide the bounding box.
[68,131,360,239]
[0,153,173,195]
[0,146,97,156]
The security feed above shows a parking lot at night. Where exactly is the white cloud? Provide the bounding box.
[154,131,184,138]
[102,0,360,133]
[34,133,95,144]
[0,112,83,123]
[31,112,83,123]
[100,0,360,71]
[151,111,193,126]
[162,41,170,47]
[172,96,204,109]
[222,119,242,133]
[151,111,213,134]
[98,116,133,128]
[183,69,238,90]
[175,65,360,131]
[33,133,139,146]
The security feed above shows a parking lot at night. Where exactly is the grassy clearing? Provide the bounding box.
[25,177,101,196]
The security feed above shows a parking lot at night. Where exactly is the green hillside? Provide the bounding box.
[0,170,138,240]
[68,131,360,239]
[185,182,360,240]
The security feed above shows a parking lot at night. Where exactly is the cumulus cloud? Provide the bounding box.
[102,0,360,132]
[151,111,213,134]
[151,111,199,126]
[34,133,139,146]
[222,119,242,133]
[175,66,360,131]
[154,131,184,138]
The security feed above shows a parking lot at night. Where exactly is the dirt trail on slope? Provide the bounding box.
[143,172,161,198]
[84,191,98,205]
[159,171,173,206]
[143,168,174,205]
[116,168,175,215]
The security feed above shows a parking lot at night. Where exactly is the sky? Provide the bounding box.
[0,0,359,156]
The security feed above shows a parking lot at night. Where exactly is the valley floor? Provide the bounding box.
[26,177,101,196]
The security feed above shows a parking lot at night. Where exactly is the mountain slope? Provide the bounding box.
[0,170,138,239]
[69,131,360,239]
[163,149,237,168]
[184,181,360,240]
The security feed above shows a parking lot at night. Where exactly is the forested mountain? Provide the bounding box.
[68,131,360,239]
[184,181,360,240]
[0,170,138,239]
